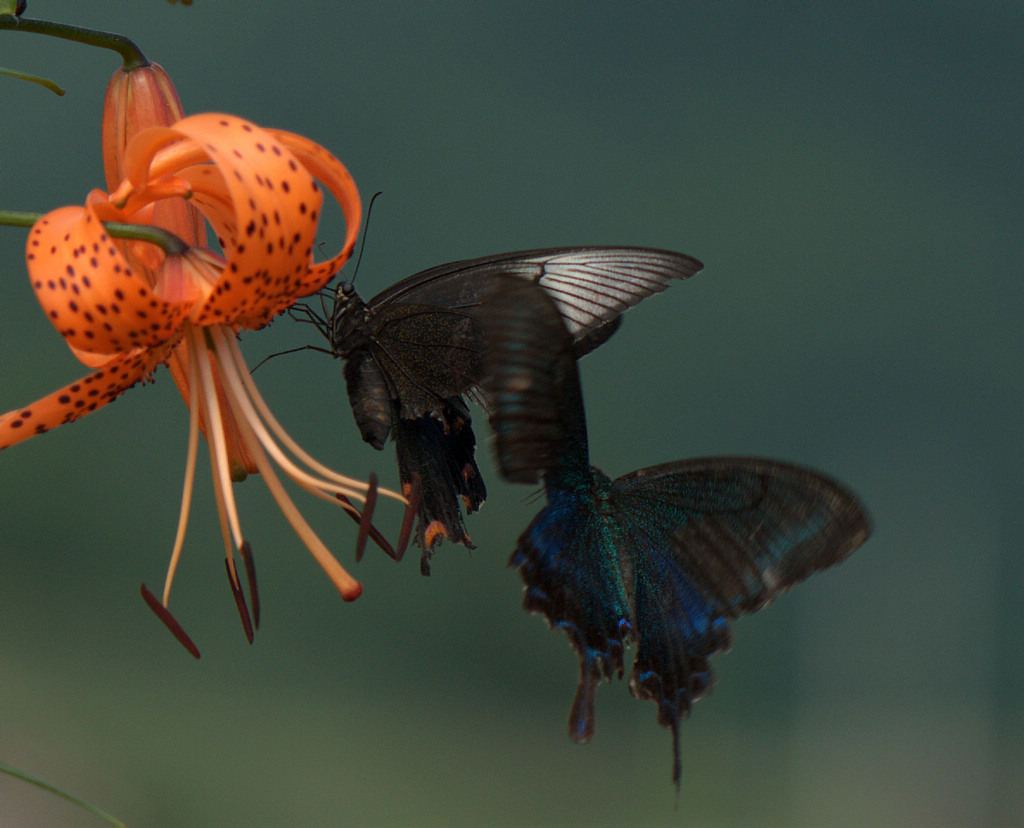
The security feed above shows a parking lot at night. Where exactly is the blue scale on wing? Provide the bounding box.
[481,275,871,789]
[616,460,871,616]
[512,485,633,743]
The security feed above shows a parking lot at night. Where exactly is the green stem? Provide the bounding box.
[0,65,65,94]
[1,211,190,255]
[0,761,126,828]
[0,211,46,228]
[0,15,148,70]
[106,221,191,254]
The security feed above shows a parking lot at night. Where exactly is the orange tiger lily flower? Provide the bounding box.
[103,62,255,478]
[2,112,407,655]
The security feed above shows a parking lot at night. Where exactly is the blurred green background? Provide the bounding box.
[1,2,1021,826]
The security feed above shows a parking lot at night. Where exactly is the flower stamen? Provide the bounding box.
[140,583,201,659]
[239,540,259,629]
[192,325,244,549]
[394,474,423,563]
[218,332,404,505]
[215,366,363,599]
[336,490,397,560]
[355,473,379,563]
[224,558,254,644]
[163,345,202,605]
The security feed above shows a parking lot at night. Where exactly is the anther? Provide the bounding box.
[355,473,379,563]
[239,540,260,630]
[394,473,422,563]
[225,559,254,644]
[141,583,201,659]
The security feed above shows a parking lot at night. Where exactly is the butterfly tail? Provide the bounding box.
[569,657,603,743]
[510,489,634,750]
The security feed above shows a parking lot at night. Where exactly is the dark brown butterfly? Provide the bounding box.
[295,247,703,573]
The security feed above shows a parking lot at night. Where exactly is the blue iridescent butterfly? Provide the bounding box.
[480,276,871,787]
[297,247,702,573]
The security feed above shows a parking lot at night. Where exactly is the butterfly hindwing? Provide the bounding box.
[392,398,486,574]
[610,458,870,783]
[512,484,633,742]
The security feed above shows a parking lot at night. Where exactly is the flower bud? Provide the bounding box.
[102,63,206,251]
[102,63,184,187]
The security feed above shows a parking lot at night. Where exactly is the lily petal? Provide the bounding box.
[0,348,168,451]
[25,205,192,358]
[119,114,327,327]
[269,130,362,292]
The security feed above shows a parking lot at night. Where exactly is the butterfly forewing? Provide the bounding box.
[368,247,703,348]
[481,276,590,484]
[612,457,872,616]
[536,249,702,340]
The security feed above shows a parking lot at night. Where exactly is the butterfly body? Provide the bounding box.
[481,276,870,786]
[325,284,484,560]
[306,247,704,571]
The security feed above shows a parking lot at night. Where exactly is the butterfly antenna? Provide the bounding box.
[253,196,385,373]
[347,190,383,290]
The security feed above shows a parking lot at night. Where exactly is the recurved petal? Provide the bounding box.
[25,205,193,359]
[269,129,362,293]
[0,347,169,451]
[122,114,326,327]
